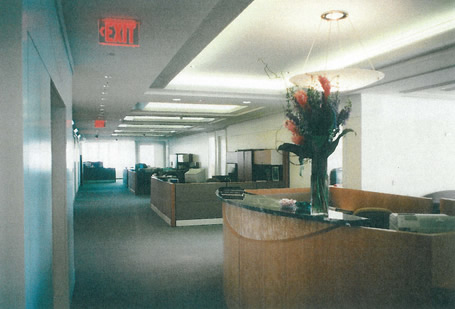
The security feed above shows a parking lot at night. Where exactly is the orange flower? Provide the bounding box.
[284,120,298,134]
[291,133,304,145]
[318,76,331,98]
[294,90,309,109]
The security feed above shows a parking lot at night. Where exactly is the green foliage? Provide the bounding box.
[279,82,353,163]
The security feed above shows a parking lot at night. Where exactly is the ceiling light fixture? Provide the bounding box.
[142,102,246,114]
[321,10,348,21]
[124,115,215,122]
[112,133,166,137]
[118,124,192,129]
[290,10,384,92]
[114,129,176,134]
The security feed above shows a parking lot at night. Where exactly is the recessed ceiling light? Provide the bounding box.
[123,115,215,122]
[101,98,107,101]
[172,98,181,101]
[143,102,246,114]
[243,101,251,104]
[321,10,348,21]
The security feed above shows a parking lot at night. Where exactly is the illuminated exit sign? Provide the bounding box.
[98,18,139,47]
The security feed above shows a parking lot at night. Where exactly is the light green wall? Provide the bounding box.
[0,1,25,307]
[0,1,75,308]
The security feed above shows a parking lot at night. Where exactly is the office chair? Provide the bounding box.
[353,207,393,229]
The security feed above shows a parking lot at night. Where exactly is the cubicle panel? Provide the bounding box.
[174,182,257,221]
[440,198,455,216]
[127,171,136,193]
[431,231,455,290]
[330,187,433,214]
[150,179,289,226]
[246,187,310,202]
[150,177,175,226]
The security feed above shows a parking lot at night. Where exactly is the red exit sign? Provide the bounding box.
[94,120,106,128]
[98,18,139,47]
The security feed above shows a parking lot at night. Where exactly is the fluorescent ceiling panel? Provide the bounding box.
[114,129,176,133]
[112,133,166,137]
[124,115,215,122]
[143,102,246,114]
[118,124,192,129]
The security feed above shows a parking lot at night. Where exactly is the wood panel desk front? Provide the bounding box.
[222,188,455,309]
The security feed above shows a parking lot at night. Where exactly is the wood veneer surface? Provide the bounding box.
[223,200,455,308]
[330,187,433,213]
[440,198,455,216]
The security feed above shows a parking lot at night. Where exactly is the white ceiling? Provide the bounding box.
[62,0,455,140]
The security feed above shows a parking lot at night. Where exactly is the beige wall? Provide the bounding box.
[343,94,362,189]
[167,91,455,197]
[360,93,455,196]
[169,112,345,188]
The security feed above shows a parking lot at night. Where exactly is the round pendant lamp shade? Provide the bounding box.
[290,10,385,92]
[290,68,385,92]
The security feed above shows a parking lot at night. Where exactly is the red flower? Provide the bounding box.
[318,76,331,98]
[284,120,298,134]
[291,133,304,145]
[294,90,309,109]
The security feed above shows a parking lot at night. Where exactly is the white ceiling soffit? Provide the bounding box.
[356,42,455,98]
[168,0,455,93]
[63,0,455,140]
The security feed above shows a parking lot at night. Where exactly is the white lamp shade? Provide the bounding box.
[289,68,385,92]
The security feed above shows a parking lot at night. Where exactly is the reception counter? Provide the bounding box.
[221,188,455,308]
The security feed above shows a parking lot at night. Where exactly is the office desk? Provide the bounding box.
[221,189,455,309]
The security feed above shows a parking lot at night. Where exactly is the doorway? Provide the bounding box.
[51,82,71,308]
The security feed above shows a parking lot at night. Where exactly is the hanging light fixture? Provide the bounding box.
[289,10,384,92]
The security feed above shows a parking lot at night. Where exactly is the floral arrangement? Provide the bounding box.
[278,76,353,164]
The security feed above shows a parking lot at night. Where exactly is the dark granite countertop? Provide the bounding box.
[217,189,369,227]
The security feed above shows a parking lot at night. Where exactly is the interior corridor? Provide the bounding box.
[71,181,226,309]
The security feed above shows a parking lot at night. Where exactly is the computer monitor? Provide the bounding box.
[184,168,206,183]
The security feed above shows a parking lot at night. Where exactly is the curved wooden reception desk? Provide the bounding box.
[221,188,455,309]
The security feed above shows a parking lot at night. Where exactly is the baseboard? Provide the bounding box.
[150,203,172,226]
[176,218,223,227]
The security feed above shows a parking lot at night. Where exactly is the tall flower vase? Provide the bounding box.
[310,153,329,216]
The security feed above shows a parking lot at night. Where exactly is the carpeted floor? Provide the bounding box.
[71,181,227,309]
